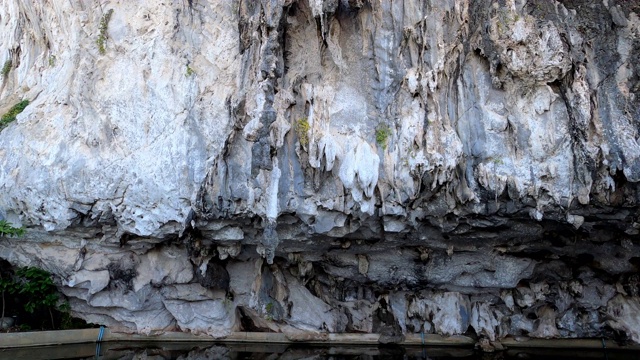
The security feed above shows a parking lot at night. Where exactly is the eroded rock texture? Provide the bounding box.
[1,0,639,344]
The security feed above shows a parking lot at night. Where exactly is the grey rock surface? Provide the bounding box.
[0,0,639,344]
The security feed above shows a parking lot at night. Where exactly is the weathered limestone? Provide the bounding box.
[0,0,639,345]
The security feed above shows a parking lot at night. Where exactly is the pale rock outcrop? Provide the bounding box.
[0,0,639,344]
[163,299,236,337]
[607,295,640,343]
[67,269,110,295]
[408,292,471,336]
[132,246,193,292]
[470,302,504,341]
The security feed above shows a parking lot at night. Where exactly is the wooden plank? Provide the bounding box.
[0,328,100,348]
[500,337,640,350]
[1,329,639,352]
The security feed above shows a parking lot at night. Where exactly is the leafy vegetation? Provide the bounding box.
[375,124,392,149]
[185,64,195,77]
[0,220,25,237]
[13,267,59,316]
[0,265,86,330]
[295,118,310,146]
[1,60,11,77]
[96,9,114,55]
[48,55,56,67]
[0,267,57,326]
[264,302,274,321]
[0,100,29,132]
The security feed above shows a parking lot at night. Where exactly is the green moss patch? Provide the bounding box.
[1,60,11,77]
[375,124,391,149]
[295,118,310,146]
[96,9,114,54]
[0,100,29,131]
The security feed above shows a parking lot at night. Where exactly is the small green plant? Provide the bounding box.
[13,267,60,328]
[0,99,29,131]
[375,124,392,149]
[1,60,11,77]
[295,118,310,146]
[15,267,58,312]
[96,9,114,55]
[48,55,56,67]
[0,220,26,237]
[0,264,87,331]
[264,301,275,321]
[58,301,75,330]
[185,64,195,77]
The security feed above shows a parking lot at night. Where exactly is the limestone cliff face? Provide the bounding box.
[1,0,640,343]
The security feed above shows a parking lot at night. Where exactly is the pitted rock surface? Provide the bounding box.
[1,0,639,343]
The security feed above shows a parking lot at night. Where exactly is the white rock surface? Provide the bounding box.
[470,302,504,341]
[408,292,471,336]
[132,246,193,292]
[0,0,639,344]
[607,295,640,343]
[0,1,239,236]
